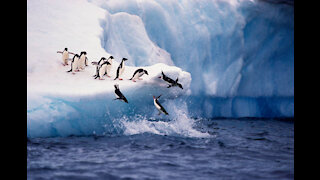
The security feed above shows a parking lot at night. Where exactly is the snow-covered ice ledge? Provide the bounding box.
[27,63,191,138]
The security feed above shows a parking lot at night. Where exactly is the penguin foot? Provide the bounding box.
[99,78,105,80]
[138,78,143,80]
[119,78,123,80]
[106,75,111,78]
[132,80,136,82]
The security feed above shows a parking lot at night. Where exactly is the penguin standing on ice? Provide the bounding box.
[129,68,149,82]
[153,95,169,115]
[158,71,183,89]
[67,54,80,74]
[78,51,88,70]
[57,48,75,66]
[113,84,128,103]
[104,56,114,78]
[114,58,128,80]
[93,57,105,78]
[94,59,111,80]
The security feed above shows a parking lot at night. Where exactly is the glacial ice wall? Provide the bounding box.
[92,0,294,96]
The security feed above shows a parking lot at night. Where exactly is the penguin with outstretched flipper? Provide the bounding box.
[158,71,183,89]
[113,84,128,103]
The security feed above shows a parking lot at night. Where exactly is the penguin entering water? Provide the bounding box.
[153,95,169,115]
[158,71,183,89]
[113,84,128,103]
[114,58,128,80]
[129,68,149,82]
[67,54,80,74]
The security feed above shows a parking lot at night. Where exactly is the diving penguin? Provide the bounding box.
[114,58,128,80]
[67,54,80,74]
[113,84,128,103]
[129,68,149,82]
[153,95,169,115]
[158,71,183,89]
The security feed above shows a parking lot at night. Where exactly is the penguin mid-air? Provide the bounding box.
[153,95,169,115]
[57,48,75,66]
[104,56,114,78]
[158,71,183,89]
[94,59,111,80]
[78,51,88,70]
[67,54,80,74]
[114,58,128,80]
[113,84,128,103]
[129,68,149,82]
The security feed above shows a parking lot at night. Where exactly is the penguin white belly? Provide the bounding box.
[106,64,112,75]
[62,51,69,64]
[153,100,161,111]
[99,65,107,77]
[133,72,142,80]
[72,58,79,72]
[79,56,86,69]
[119,64,125,77]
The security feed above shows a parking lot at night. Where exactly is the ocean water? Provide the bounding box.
[27,118,294,180]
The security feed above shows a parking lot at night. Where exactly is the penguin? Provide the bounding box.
[78,51,88,70]
[67,54,80,74]
[158,71,183,89]
[129,68,149,82]
[57,48,75,66]
[114,58,128,80]
[153,95,169,115]
[113,84,128,103]
[94,60,111,80]
[104,56,114,77]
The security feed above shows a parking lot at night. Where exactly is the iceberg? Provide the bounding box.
[27,0,294,137]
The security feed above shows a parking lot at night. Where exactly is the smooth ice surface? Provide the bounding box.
[27,0,294,137]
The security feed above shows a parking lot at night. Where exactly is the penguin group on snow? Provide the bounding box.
[58,48,184,116]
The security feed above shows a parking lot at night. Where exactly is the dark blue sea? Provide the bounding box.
[27,118,294,180]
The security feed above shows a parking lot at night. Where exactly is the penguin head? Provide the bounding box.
[144,70,149,75]
[64,48,68,51]
[81,51,87,55]
[114,84,119,89]
[101,57,106,61]
[122,58,128,61]
[109,56,114,59]
[178,83,183,89]
[153,96,156,99]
